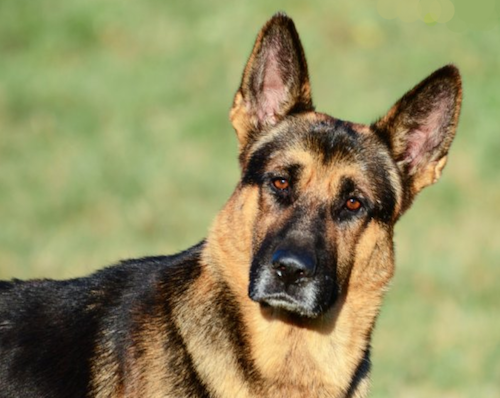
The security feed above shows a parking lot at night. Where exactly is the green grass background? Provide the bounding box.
[0,0,498,396]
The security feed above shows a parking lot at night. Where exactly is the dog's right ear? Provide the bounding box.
[230,13,314,157]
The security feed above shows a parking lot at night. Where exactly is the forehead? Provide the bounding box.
[245,115,391,178]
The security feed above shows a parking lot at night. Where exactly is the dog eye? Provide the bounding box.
[345,197,362,212]
[271,177,290,191]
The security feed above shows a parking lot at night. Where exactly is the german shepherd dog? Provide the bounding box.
[0,13,461,398]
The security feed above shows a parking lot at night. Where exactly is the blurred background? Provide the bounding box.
[0,0,498,396]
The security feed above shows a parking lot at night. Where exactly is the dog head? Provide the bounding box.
[215,13,461,319]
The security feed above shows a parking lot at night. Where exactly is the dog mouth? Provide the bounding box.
[252,292,321,318]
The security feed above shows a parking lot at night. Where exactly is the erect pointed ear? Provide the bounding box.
[230,13,314,156]
[374,65,462,211]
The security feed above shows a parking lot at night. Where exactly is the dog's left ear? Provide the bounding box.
[230,13,314,157]
[374,65,462,211]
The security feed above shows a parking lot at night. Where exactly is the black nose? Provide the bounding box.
[271,249,317,285]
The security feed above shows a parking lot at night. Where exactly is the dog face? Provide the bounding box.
[243,116,400,317]
[226,14,461,319]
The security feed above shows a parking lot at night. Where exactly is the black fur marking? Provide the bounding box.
[285,163,303,185]
[306,120,360,164]
[0,277,98,398]
[250,204,339,316]
[310,205,339,312]
[367,155,397,223]
[242,140,280,186]
[346,346,371,398]
[213,280,262,389]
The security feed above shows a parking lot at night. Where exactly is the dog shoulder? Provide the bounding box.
[0,242,205,398]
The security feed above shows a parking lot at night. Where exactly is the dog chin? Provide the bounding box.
[250,292,321,318]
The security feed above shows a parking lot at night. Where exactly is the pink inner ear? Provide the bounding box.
[405,97,451,172]
[257,49,287,125]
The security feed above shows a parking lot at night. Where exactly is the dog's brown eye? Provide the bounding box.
[345,198,362,211]
[272,178,289,191]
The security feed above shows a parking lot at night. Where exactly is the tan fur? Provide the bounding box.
[176,272,254,398]
[412,155,449,193]
[128,324,173,396]
[91,336,123,397]
[201,140,399,396]
[230,91,253,154]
